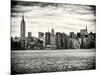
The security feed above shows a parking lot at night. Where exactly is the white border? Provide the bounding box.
[0,0,98,75]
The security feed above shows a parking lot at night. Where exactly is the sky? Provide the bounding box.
[11,0,96,37]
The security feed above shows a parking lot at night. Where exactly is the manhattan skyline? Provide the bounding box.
[11,0,96,37]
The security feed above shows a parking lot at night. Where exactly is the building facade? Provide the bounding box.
[50,28,56,49]
[80,26,88,38]
[20,15,26,48]
[56,32,62,49]
[45,32,51,48]
[38,32,45,47]
[28,32,32,39]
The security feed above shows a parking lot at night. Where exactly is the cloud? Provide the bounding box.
[11,0,96,37]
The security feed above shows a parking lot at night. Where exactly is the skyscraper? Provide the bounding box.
[80,26,88,38]
[38,32,45,46]
[20,14,26,48]
[28,32,32,39]
[45,32,51,47]
[56,32,62,49]
[50,28,56,49]
[61,33,66,49]
[21,15,25,38]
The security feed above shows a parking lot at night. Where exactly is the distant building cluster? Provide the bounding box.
[11,15,96,50]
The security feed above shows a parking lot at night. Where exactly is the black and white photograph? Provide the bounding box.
[11,0,96,74]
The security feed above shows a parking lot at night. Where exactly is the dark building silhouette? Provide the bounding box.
[38,32,45,48]
[80,26,88,48]
[64,34,69,49]
[45,32,51,47]
[61,33,66,49]
[11,36,22,50]
[77,33,80,38]
[28,32,32,39]
[21,15,25,38]
[20,15,26,48]
[88,32,96,48]
[50,28,56,49]
[80,26,88,38]
[56,32,62,49]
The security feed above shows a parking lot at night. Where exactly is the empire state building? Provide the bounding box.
[21,15,25,38]
[20,15,26,48]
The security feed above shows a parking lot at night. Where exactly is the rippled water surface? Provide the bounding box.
[11,49,96,74]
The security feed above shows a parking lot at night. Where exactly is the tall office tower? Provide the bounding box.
[21,15,25,38]
[56,32,62,49]
[80,26,88,48]
[28,32,32,39]
[20,15,26,48]
[80,26,88,38]
[50,28,56,49]
[61,33,66,49]
[38,32,45,46]
[45,32,51,47]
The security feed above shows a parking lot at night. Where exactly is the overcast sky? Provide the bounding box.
[11,0,96,37]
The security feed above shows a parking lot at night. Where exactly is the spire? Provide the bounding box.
[51,24,54,33]
[21,13,25,38]
[21,13,25,24]
[51,28,54,33]
[22,13,24,20]
[51,28,54,35]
